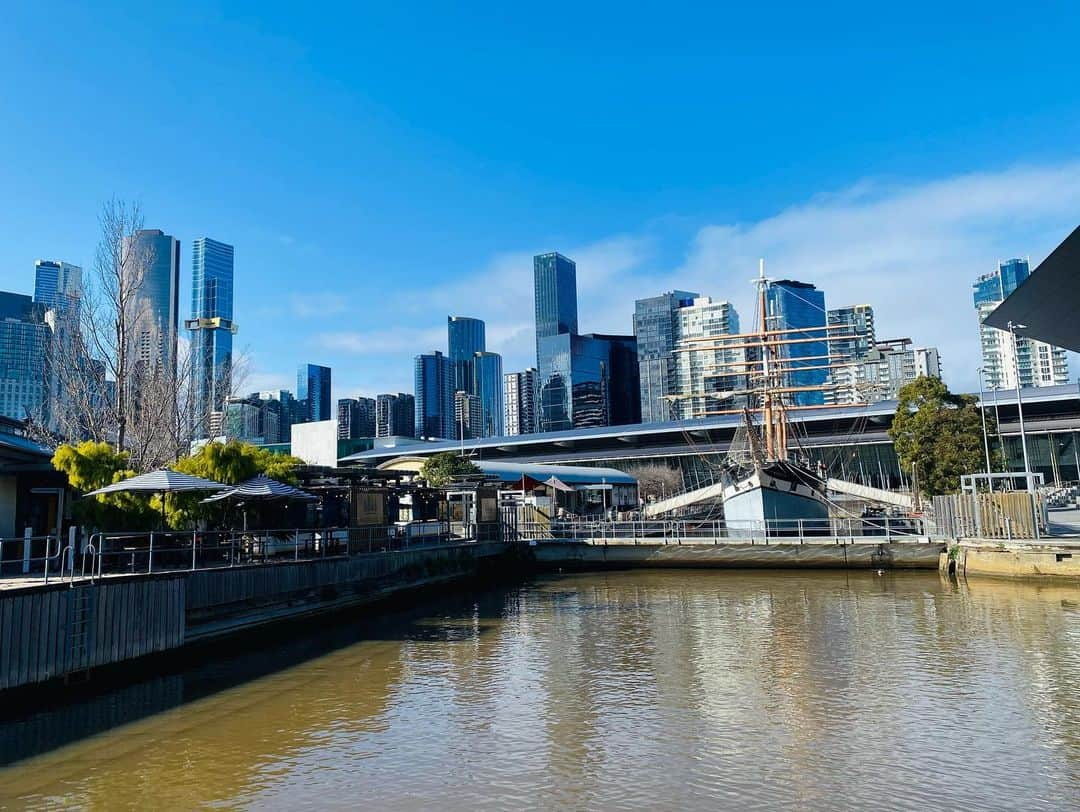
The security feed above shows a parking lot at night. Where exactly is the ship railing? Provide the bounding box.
[521,515,937,544]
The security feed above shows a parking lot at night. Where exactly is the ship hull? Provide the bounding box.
[722,464,830,534]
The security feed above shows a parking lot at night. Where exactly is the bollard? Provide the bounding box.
[22,527,32,574]
[148,532,154,573]
[192,531,197,571]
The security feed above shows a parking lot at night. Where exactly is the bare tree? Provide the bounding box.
[624,463,684,502]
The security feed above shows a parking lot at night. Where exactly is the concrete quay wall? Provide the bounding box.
[944,540,1080,581]
[532,540,945,570]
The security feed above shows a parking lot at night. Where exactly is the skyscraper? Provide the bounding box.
[0,292,50,421]
[534,252,578,369]
[414,351,453,439]
[538,333,639,432]
[376,392,415,438]
[33,260,82,316]
[504,368,539,436]
[297,363,332,422]
[187,238,237,436]
[337,396,376,439]
[126,229,180,372]
[672,297,741,420]
[472,351,504,438]
[633,290,698,423]
[447,316,486,393]
[766,280,827,407]
[974,259,1068,390]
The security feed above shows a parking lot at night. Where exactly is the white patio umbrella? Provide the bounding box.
[84,469,230,527]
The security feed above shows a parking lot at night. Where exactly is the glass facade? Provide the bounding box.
[534,252,578,369]
[472,351,504,438]
[0,293,50,421]
[33,260,82,316]
[337,396,376,439]
[188,238,235,436]
[539,333,639,432]
[414,351,453,439]
[297,363,332,422]
[633,291,698,423]
[127,229,180,372]
[504,368,539,435]
[766,280,827,407]
[447,316,486,394]
[672,297,741,419]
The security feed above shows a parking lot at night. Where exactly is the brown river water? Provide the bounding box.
[0,570,1078,810]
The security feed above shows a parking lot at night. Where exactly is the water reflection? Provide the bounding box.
[0,571,1077,809]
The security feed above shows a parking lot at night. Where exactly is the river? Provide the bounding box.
[1,570,1077,809]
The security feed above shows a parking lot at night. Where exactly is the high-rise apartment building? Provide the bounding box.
[633,291,699,423]
[297,364,332,422]
[337,396,376,439]
[827,339,942,404]
[671,297,741,420]
[187,238,237,436]
[376,393,415,438]
[504,368,539,436]
[454,390,483,440]
[534,252,578,370]
[0,293,51,422]
[126,229,180,372]
[766,280,827,407]
[974,259,1068,390]
[447,316,486,394]
[414,351,453,439]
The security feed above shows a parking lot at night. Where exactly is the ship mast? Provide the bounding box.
[755,259,788,462]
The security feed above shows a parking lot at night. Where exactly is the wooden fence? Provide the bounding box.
[931,492,1044,539]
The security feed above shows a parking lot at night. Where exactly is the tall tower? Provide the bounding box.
[33,260,83,316]
[414,351,453,439]
[447,316,486,393]
[187,238,237,436]
[766,280,827,407]
[126,229,180,374]
[633,290,698,422]
[533,252,578,369]
[297,363,332,422]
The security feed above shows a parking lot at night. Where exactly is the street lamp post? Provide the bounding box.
[977,367,993,491]
[1007,321,1034,494]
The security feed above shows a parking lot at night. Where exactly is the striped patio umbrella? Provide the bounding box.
[84,469,230,529]
[200,474,316,503]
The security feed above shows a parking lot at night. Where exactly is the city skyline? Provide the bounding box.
[2,7,1080,400]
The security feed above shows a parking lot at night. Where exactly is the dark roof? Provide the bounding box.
[985,225,1080,351]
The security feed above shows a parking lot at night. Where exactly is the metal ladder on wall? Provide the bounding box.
[66,585,94,682]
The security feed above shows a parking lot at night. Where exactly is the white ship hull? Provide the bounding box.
[722,463,830,534]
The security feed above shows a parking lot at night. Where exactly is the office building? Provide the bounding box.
[671,297,742,420]
[0,293,51,422]
[974,258,1068,390]
[538,333,639,432]
[297,363,332,422]
[504,368,539,436]
[33,260,82,316]
[534,252,579,370]
[376,392,415,438]
[827,338,942,404]
[472,351,504,438]
[766,280,827,407]
[186,238,237,436]
[222,395,280,444]
[634,290,699,423]
[337,396,376,440]
[447,316,486,394]
[126,229,180,372]
[414,351,453,439]
[827,304,875,363]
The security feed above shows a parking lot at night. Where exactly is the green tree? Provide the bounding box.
[418,452,480,486]
[165,441,305,527]
[52,441,158,530]
[889,377,991,496]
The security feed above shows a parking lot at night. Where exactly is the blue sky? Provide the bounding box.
[2,1,1079,397]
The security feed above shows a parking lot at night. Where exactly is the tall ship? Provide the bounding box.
[675,262,856,532]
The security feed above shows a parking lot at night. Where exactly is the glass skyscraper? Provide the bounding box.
[766,280,827,407]
[447,316,486,393]
[414,351,453,439]
[504,368,539,436]
[472,351,504,438]
[187,238,236,436]
[538,333,639,432]
[534,252,579,370]
[33,260,82,316]
[376,392,415,438]
[297,363,332,422]
[126,229,180,373]
[0,292,50,421]
[633,290,698,422]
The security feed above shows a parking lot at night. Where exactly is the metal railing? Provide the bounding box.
[508,515,938,545]
[0,533,67,583]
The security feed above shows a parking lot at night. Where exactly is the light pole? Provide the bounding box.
[977,367,993,491]
[1007,321,1034,494]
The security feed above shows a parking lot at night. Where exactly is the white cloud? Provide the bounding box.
[313,326,446,355]
[289,292,349,318]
